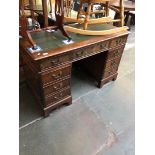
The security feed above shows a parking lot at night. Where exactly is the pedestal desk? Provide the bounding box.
[19,24,129,117]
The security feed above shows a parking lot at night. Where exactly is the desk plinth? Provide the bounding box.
[20,25,129,117]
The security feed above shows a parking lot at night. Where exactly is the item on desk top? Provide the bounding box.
[64,0,128,35]
[19,0,127,52]
[27,45,43,53]
[62,39,74,44]
[19,0,71,51]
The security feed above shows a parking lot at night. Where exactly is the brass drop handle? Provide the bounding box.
[76,50,84,57]
[111,61,116,65]
[108,67,114,75]
[111,61,117,68]
[53,83,63,90]
[100,44,105,49]
[54,96,58,99]
[116,38,122,45]
[54,93,63,99]
[108,70,111,75]
[114,50,120,57]
[101,42,108,48]
[52,71,62,79]
[51,59,59,65]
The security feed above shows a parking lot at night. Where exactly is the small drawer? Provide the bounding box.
[72,47,87,60]
[44,88,70,106]
[107,46,124,60]
[43,78,70,96]
[102,67,117,79]
[110,36,127,48]
[72,41,110,60]
[40,54,70,70]
[98,41,110,50]
[104,57,121,69]
[86,41,109,54]
[41,64,71,85]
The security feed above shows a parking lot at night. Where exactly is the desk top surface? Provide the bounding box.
[20,24,128,61]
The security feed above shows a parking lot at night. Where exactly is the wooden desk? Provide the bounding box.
[20,24,129,117]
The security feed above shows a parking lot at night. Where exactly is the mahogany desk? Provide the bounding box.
[20,24,129,117]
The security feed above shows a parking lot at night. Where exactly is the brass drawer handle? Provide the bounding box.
[100,43,108,49]
[108,68,114,76]
[75,50,84,57]
[116,38,122,45]
[111,61,116,65]
[108,70,111,76]
[50,59,59,65]
[54,93,63,99]
[111,61,117,68]
[114,50,120,57]
[100,44,105,49]
[53,83,63,90]
[52,71,62,79]
[54,96,58,99]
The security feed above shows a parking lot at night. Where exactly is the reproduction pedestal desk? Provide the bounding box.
[20,24,129,117]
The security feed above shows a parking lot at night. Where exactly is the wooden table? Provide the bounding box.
[110,0,135,26]
[110,0,135,11]
[20,24,129,117]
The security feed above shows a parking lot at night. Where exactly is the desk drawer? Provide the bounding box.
[44,88,70,106]
[104,57,121,69]
[40,41,110,70]
[107,45,125,60]
[40,54,70,70]
[43,78,70,96]
[41,64,71,85]
[72,41,109,60]
[110,36,127,48]
[102,57,121,79]
[89,41,109,53]
[102,67,117,78]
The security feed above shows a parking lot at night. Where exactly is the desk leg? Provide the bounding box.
[74,51,121,88]
[97,73,118,88]
[43,96,72,117]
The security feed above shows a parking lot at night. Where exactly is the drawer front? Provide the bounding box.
[40,53,70,70]
[72,41,110,60]
[110,36,127,48]
[44,88,70,106]
[43,78,70,96]
[41,65,71,85]
[107,46,125,60]
[40,41,109,70]
[104,57,121,69]
[87,41,110,54]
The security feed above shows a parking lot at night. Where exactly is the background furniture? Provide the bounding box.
[76,0,125,30]
[110,0,135,26]
[19,24,129,117]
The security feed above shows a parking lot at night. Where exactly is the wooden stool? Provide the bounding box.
[77,0,111,30]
